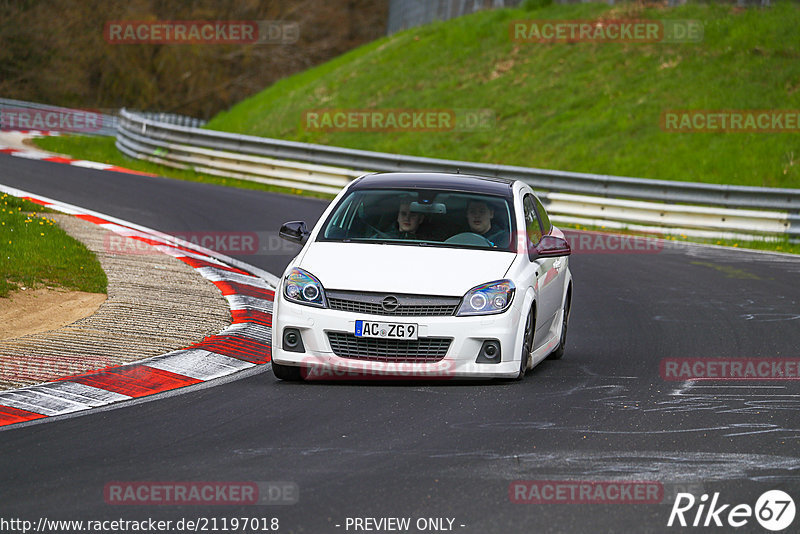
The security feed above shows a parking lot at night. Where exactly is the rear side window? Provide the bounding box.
[533,195,552,234]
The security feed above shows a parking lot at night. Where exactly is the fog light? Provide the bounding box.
[476,340,501,364]
[282,328,305,353]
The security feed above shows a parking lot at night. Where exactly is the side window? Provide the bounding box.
[523,194,543,259]
[323,193,359,238]
[533,195,552,235]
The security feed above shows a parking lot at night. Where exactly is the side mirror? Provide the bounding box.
[533,235,571,258]
[279,221,310,244]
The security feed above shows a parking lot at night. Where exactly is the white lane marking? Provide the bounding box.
[154,246,214,261]
[195,267,270,288]
[98,224,153,237]
[226,294,274,313]
[218,323,272,344]
[7,150,49,160]
[70,160,113,170]
[143,349,255,381]
[0,396,62,416]
[0,382,131,416]
[35,381,132,405]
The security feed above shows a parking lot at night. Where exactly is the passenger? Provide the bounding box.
[466,200,506,246]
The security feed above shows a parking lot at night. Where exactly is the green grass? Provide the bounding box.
[32,135,336,200]
[204,1,800,189]
[0,193,107,298]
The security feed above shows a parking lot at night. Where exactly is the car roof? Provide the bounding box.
[350,172,516,198]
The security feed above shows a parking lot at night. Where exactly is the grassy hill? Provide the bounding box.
[205,1,800,189]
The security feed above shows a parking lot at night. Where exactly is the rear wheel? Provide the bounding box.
[271,361,303,381]
[548,295,570,360]
[516,306,535,380]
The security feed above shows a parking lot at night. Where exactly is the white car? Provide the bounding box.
[271,172,572,381]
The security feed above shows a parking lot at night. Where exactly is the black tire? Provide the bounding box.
[516,306,535,380]
[549,295,570,360]
[271,361,303,381]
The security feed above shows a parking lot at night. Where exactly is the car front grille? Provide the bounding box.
[326,290,460,317]
[326,332,451,363]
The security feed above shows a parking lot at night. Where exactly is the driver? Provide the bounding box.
[466,200,506,246]
[385,201,425,239]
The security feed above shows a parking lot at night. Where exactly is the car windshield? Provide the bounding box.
[318,188,515,251]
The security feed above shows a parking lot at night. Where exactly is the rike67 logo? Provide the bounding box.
[668,490,795,531]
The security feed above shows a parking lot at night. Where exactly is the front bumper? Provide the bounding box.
[272,296,525,379]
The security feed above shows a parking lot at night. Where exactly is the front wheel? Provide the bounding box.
[548,297,570,360]
[271,361,303,381]
[516,307,535,380]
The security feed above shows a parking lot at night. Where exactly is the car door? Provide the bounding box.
[523,193,560,344]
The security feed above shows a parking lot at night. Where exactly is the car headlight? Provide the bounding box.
[457,280,515,316]
[283,268,327,308]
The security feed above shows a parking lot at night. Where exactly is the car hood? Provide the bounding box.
[297,242,516,296]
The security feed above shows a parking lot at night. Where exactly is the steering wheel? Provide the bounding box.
[444,232,493,246]
[361,219,393,239]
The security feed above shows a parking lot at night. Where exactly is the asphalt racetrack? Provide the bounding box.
[1,154,799,533]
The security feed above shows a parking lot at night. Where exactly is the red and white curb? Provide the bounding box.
[0,183,280,428]
[0,130,156,176]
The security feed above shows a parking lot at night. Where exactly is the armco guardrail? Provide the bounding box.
[132,111,207,129]
[116,111,359,195]
[116,108,799,241]
[546,193,796,242]
[0,98,117,136]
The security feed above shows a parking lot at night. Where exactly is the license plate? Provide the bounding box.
[355,320,418,340]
